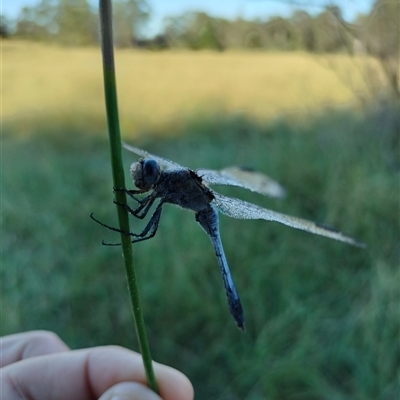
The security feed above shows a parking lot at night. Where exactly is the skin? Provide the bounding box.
[1,331,194,400]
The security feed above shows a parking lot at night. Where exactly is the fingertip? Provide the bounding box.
[1,330,69,367]
[153,362,194,400]
[84,346,194,399]
[22,330,70,356]
[2,343,194,400]
[99,382,161,400]
[88,347,194,400]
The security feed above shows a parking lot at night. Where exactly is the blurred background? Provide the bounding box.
[2,1,399,398]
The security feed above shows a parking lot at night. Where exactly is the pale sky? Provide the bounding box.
[2,0,375,36]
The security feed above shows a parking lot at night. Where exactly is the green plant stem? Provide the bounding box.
[98,0,158,394]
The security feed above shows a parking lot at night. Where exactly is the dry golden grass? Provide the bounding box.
[3,40,377,135]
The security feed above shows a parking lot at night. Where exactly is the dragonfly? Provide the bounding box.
[92,143,365,330]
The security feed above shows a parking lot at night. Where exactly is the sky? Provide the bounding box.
[2,0,375,36]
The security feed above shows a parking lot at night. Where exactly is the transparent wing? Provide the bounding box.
[122,143,185,171]
[198,166,286,199]
[212,192,365,247]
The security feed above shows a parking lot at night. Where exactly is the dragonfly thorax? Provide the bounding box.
[130,158,161,191]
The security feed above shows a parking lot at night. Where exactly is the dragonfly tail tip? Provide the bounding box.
[237,322,246,332]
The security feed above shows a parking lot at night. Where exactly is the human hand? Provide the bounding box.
[1,330,194,400]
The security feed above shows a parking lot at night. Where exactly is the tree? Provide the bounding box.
[215,17,249,49]
[113,0,150,47]
[331,0,399,99]
[188,13,224,51]
[15,0,58,41]
[14,0,150,47]
[313,6,351,53]
[263,16,296,50]
[55,0,97,45]
[1,15,11,38]
[365,0,400,97]
[164,12,224,51]
[291,10,315,51]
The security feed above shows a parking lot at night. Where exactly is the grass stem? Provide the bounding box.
[98,0,158,393]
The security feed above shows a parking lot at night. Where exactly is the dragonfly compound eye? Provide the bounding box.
[143,159,160,184]
[131,158,160,190]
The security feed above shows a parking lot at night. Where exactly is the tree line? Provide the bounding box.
[163,7,351,53]
[2,0,398,97]
[1,0,397,55]
[2,0,149,47]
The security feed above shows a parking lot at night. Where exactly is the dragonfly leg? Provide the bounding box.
[114,187,147,203]
[129,201,164,244]
[114,193,157,219]
[90,213,143,245]
[114,186,146,195]
[90,201,164,246]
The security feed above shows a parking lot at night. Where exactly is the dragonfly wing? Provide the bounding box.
[122,143,185,171]
[197,166,286,198]
[212,192,365,247]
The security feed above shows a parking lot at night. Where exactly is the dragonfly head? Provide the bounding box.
[130,158,161,191]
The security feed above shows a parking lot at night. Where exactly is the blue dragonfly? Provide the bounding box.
[93,143,365,330]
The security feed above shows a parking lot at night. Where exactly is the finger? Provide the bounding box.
[1,331,69,367]
[99,382,162,400]
[2,345,194,400]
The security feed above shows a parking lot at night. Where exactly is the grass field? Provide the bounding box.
[3,40,377,136]
[3,41,399,399]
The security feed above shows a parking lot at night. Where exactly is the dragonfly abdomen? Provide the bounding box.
[195,206,245,330]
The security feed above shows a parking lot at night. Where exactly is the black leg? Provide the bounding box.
[114,187,149,203]
[114,193,157,219]
[90,213,139,236]
[127,201,163,244]
[90,201,164,246]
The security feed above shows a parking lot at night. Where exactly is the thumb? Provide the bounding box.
[99,382,162,400]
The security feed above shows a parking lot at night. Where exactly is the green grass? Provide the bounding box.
[2,106,399,399]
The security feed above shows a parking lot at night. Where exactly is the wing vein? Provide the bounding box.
[213,193,365,247]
